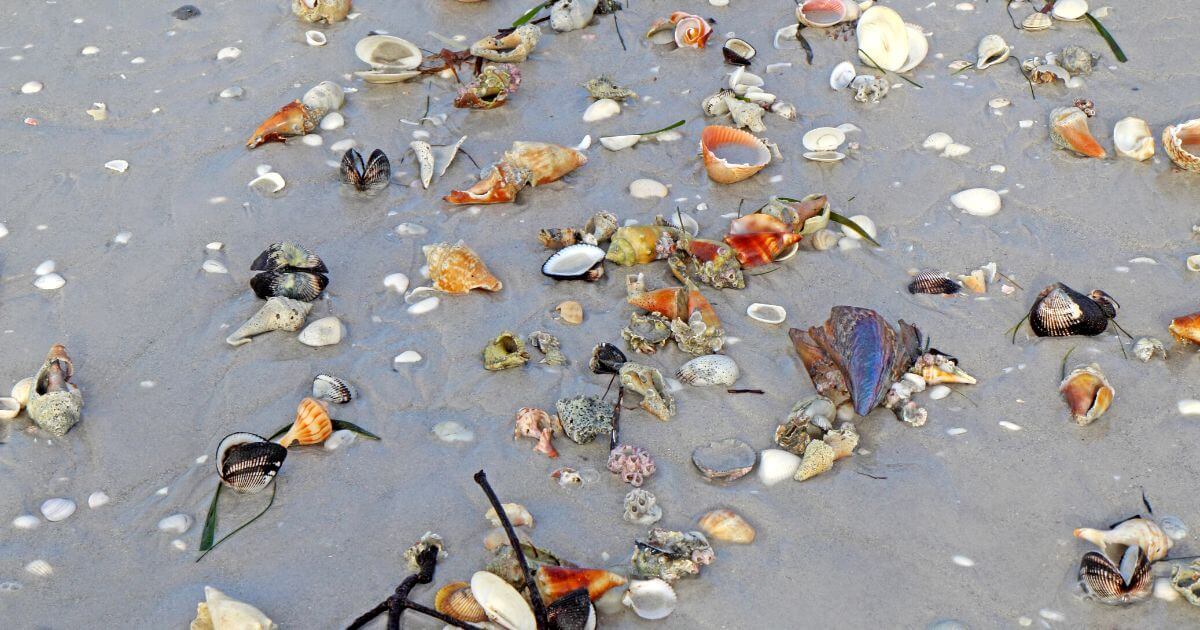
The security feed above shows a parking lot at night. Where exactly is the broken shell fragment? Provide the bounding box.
[1163,119,1200,172]
[624,488,663,525]
[692,438,755,482]
[556,300,584,324]
[1113,117,1154,161]
[536,566,627,602]
[747,302,786,324]
[619,363,676,421]
[856,6,909,71]
[1133,337,1165,362]
[697,509,755,544]
[470,24,542,63]
[1060,364,1114,426]
[191,586,277,630]
[700,125,772,184]
[483,331,530,371]
[1050,106,1107,158]
[485,503,534,528]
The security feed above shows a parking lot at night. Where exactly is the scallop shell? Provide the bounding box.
[622,578,677,620]
[1079,550,1153,605]
[796,0,847,28]
[470,571,537,630]
[25,559,53,577]
[424,241,503,294]
[40,497,76,522]
[757,449,802,486]
[279,398,333,447]
[217,432,287,494]
[908,270,960,295]
[1050,106,1107,158]
[794,438,835,481]
[697,509,755,544]
[856,6,909,72]
[1163,119,1200,172]
[1022,12,1052,31]
[976,34,1011,70]
[1113,117,1154,161]
[435,582,487,622]
[312,374,353,404]
[676,355,739,387]
[700,125,772,184]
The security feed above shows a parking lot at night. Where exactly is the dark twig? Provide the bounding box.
[613,14,626,51]
[346,545,479,630]
[856,471,887,480]
[726,388,764,394]
[610,387,624,450]
[1006,56,1036,100]
[996,271,1023,290]
[796,24,814,65]
[474,471,549,629]
[460,148,481,170]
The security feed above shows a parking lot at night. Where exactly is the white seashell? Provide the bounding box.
[383,272,409,293]
[747,303,786,324]
[902,372,927,393]
[840,215,877,240]
[923,132,953,151]
[471,571,536,630]
[248,172,285,193]
[1155,577,1181,602]
[12,377,35,407]
[201,260,228,274]
[1178,399,1200,416]
[21,81,44,94]
[600,135,641,152]
[676,355,740,387]
[623,578,677,620]
[0,223,7,238]
[0,397,19,420]
[758,449,802,486]
[771,101,797,120]
[301,134,322,147]
[929,385,951,400]
[34,260,55,275]
[216,46,241,60]
[898,23,928,73]
[773,23,801,50]
[40,498,76,522]
[305,30,327,46]
[941,143,971,157]
[319,112,344,131]
[409,141,434,189]
[668,212,699,236]
[255,164,273,176]
[1022,12,1052,31]
[989,97,1011,109]
[629,179,668,199]
[206,242,223,251]
[1051,0,1088,21]
[86,102,108,121]
[394,350,423,366]
[1113,117,1154,161]
[802,127,847,152]
[81,45,100,55]
[34,273,66,290]
[324,428,356,451]
[803,151,847,163]
[157,513,193,534]
[975,34,1011,70]
[728,67,764,90]
[951,188,1002,217]
[24,560,53,577]
[199,586,276,629]
[302,81,345,112]
[12,514,39,530]
[219,86,244,99]
[330,138,357,153]
[433,420,475,443]
[583,98,621,123]
[105,159,129,173]
[830,61,856,90]
[810,228,840,251]
[407,296,439,315]
[856,6,909,72]
[298,316,344,347]
[87,492,110,508]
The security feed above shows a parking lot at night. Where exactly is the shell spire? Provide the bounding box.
[1050,106,1107,159]
[247,100,320,149]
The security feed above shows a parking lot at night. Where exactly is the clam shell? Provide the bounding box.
[251,242,327,272]
[312,374,354,404]
[216,432,286,494]
[0,397,19,420]
[700,125,771,184]
[1163,119,1200,172]
[796,0,847,28]
[908,270,960,295]
[856,6,909,72]
[692,438,755,481]
[157,513,193,534]
[40,497,76,522]
[1052,0,1089,21]
[1029,283,1111,337]
[622,578,677,620]
[676,355,739,386]
[354,35,421,70]
[722,37,756,65]
[297,316,344,347]
[470,570,537,630]
[803,150,846,162]
[950,188,1001,217]
[802,127,846,152]
[697,509,755,544]
[1022,12,1052,31]
[898,23,928,73]
[305,30,327,47]
[600,134,640,151]
[747,303,786,324]
[542,244,606,281]
[435,582,487,622]
[757,449,802,486]
[1079,550,1152,605]
[12,377,35,407]
[830,61,856,90]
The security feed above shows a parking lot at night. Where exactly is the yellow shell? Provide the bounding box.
[697,509,756,544]
[434,582,487,623]
[279,397,332,447]
[794,439,834,481]
[556,300,583,325]
[424,241,503,294]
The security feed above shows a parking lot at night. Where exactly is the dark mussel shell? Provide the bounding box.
[172,4,201,20]
[249,270,328,302]
[339,148,391,193]
[546,588,596,630]
[1078,550,1152,605]
[907,270,960,295]
[251,242,327,273]
[216,432,287,494]
[590,343,627,374]
[1029,283,1113,337]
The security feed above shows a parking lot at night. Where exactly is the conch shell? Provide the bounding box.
[535,565,627,602]
[1113,117,1154,161]
[226,297,312,346]
[723,213,801,268]
[279,397,333,447]
[424,241,503,294]
[1049,106,1107,159]
[246,100,320,149]
[606,225,681,266]
[291,0,350,23]
[26,344,84,436]
[445,142,586,205]
[191,585,277,630]
[700,125,772,184]
[1163,118,1200,172]
[1059,363,1114,425]
[470,24,542,63]
[671,12,712,49]
[1075,517,1173,563]
[1170,310,1200,345]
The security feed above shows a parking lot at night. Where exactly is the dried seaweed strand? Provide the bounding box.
[474,470,549,629]
[857,48,924,89]
[614,14,627,51]
[196,483,277,562]
[1084,13,1127,62]
[346,545,478,630]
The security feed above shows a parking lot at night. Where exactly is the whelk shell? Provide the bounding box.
[1076,517,1173,563]
[976,34,1011,70]
[279,397,333,447]
[1113,117,1154,161]
[1059,363,1114,426]
[1050,106,1107,159]
[424,241,503,294]
[535,565,627,602]
[700,125,771,184]
[697,509,755,544]
[192,585,277,630]
[1163,119,1200,172]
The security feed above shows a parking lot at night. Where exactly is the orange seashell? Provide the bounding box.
[681,237,732,263]
[698,508,756,544]
[434,582,488,622]
[1050,106,1106,159]
[535,566,627,603]
[723,231,802,267]
[627,287,689,319]
[685,281,721,330]
[247,101,319,149]
[1060,364,1114,426]
[728,213,792,235]
[424,241,503,294]
[445,142,586,205]
[444,162,523,205]
[671,12,712,49]
[1170,311,1200,345]
[700,126,772,184]
[280,397,333,447]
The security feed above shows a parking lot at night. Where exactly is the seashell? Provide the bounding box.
[701,89,733,116]
[483,331,530,371]
[908,270,960,295]
[472,571,536,629]
[724,214,801,267]
[251,242,327,273]
[409,141,435,189]
[830,60,856,90]
[1050,107,1107,159]
[923,132,954,151]
[1133,337,1165,363]
[1060,363,1114,425]
[797,0,847,27]
[12,377,35,408]
[585,75,637,101]
[1076,518,1173,563]
[692,438,755,482]
[302,81,344,118]
[722,37,755,65]
[810,228,841,251]
[975,34,1011,70]
[25,559,53,577]
[623,488,663,525]
[192,585,277,630]
[1163,119,1200,172]
[470,23,542,63]
[312,374,353,404]
[542,244,605,281]
[823,423,859,459]
[545,588,596,630]
[536,566,627,602]
[1173,560,1200,606]
[698,509,755,544]
[250,270,328,302]
[340,148,391,192]
[589,343,626,374]
[247,171,285,195]
[758,449,802,486]
[1028,283,1115,337]
[619,363,676,421]
[557,300,583,325]
[1022,11,1052,31]
[802,127,846,152]
[87,491,110,509]
[424,241,502,294]
[950,188,1002,217]
[898,23,929,73]
[158,513,193,534]
[0,397,18,420]
[600,134,640,151]
[26,344,83,436]
[226,297,312,346]
[216,432,286,494]
[279,397,333,447]
[606,225,681,266]
[354,35,420,70]
[700,125,771,184]
[456,64,522,110]
[104,159,129,173]
[722,95,766,133]
[629,178,669,199]
[1079,550,1152,605]
[1060,45,1097,76]
[856,6,909,71]
[305,30,326,46]
[582,98,619,123]
[1051,0,1088,21]
[246,100,320,149]
[1113,117,1154,161]
[297,316,343,347]
[912,353,977,385]
[747,303,786,324]
[622,578,677,620]
[1170,311,1200,345]
[669,12,712,49]
[794,439,835,481]
[41,497,76,522]
[803,151,846,163]
[1160,516,1188,541]
[549,0,598,32]
[435,582,487,622]
[445,141,586,205]
[676,355,739,386]
[292,0,350,23]
[13,514,39,529]
[839,214,877,242]
[771,101,797,120]
[957,269,986,294]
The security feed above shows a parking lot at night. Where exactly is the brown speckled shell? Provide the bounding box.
[424,241,503,294]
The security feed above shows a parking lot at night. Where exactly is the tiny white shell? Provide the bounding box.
[929,385,951,400]
[840,215,877,240]
[758,449,801,486]
[406,296,439,315]
[623,578,677,620]
[600,135,640,151]
[433,420,475,443]
[319,112,344,131]
[216,46,242,60]
[298,316,344,347]
[394,350,423,366]
[12,514,40,530]
[305,30,327,47]
[248,172,285,193]
[40,498,76,522]
[383,272,409,293]
[1187,255,1200,272]
[87,492,110,508]
[830,61,856,90]
[802,127,847,152]
[201,260,228,274]
[583,98,621,123]
[923,132,953,151]
[629,179,669,199]
[950,188,1002,216]
[676,355,740,387]
[34,273,66,290]
[157,513,193,534]
[324,428,357,451]
[803,151,847,162]
[24,560,53,577]
[21,81,44,94]
[941,143,972,157]
[1178,399,1200,416]
[747,303,786,324]
[34,260,56,275]
[105,159,129,173]
[394,222,428,236]
[988,97,1010,109]
[1051,0,1088,21]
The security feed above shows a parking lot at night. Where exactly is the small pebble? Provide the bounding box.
[383,273,409,293]
[998,421,1022,431]
[34,273,66,290]
[330,138,357,153]
[219,86,244,99]
[172,5,201,20]
[206,242,223,251]
[952,555,975,567]
[629,179,669,199]
[157,513,193,535]
[407,297,439,315]
[12,515,40,530]
[81,45,99,55]
[1178,399,1200,416]
[20,81,43,94]
[320,112,344,131]
[1039,610,1065,623]
[201,260,228,274]
[87,492,110,508]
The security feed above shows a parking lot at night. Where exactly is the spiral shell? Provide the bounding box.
[435,582,487,622]
[794,439,834,481]
[697,509,755,544]
[671,12,712,49]
[1075,518,1173,563]
[424,241,503,294]
[279,398,333,447]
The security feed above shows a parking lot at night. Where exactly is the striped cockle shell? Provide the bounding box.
[1029,283,1111,337]
[676,354,739,387]
[216,432,287,494]
[908,270,960,295]
[435,582,487,622]
[1078,550,1152,605]
[312,374,354,404]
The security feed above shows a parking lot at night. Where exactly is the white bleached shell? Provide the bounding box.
[158,513,193,534]
[550,0,598,32]
[676,355,740,387]
[856,6,909,72]
[394,350,423,365]
[87,491,110,508]
[13,514,39,529]
[24,560,53,577]
[773,24,801,50]
[320,112,344,131]
[810,228,841,251]
[1051,0,1088,21]
[0,397,19,420]
[629,179,668,199]
[941,143,971,158]
[471,571,536,630]
[1188,256,1200,272]
[40,498,76,522]
[831,61,856,90]
[1022,12,1052,31]
[433,420,474,443]
[34,260,55,275]
[248,172,285,193]
[305,30,327,46]
[410,141,434,189]
[583,98,620,123]
[298,316,344,347]
[728,67,764,90]
[1113,117,1154,161]
[898,23,928,73]
[747,303,786,324]
[951,188,1002,217]
[324,428,356,451]
[105,159,129,173]
[34,273,66,290]
[201,260,228,274]
[923,132,953,151]
[989,98,1011,109]
[623,579,677,620]
[21,81,44,94]
[1178,399,1200,416]
[802,127,846,152]
[12,377,35,407]
[216,46,241,60]
[758,449,802,486]
[976,34,1011,69]
[355,35,421,70]
[803,151,846,163]
[600,135,640,151]
[384,272,409,293]
[840,215,876,240]
[196,586,277,630]
[407,296,439,315]
[302,81,345,112]
[669,212,700,236]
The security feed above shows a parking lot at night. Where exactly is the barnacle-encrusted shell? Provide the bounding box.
[619,362,675,420]
[630,528,715,583]
[794,439,835,481]
[823,423,860,460]
[697,509,755,544]
[483,331,530,371]
[676,354,739,386]
[1171,559,1200,606]
[26,344,84,436]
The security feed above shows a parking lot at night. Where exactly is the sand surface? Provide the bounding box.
[2,0,1200,627]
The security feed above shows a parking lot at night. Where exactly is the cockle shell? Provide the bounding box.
[424,241,503,294]
[1022,12,1052,31]
[976,34,1011,70]
[1052,0,1088,21]
[1060,363,1114,425]
[292,0,350,23]
[700,125,772,184]
[536,566,627,602]
[1028,283,1114,337]
[794,439,835,481]
[216,432,286,494]
[796,0,847,28]
[697,509,755,544]
[1079,550,1153,605]
[1163,119,1200,172]
[250,270,328,302]
[312,374,353,404]
[622,579,677,620]
[1076,518,1173,563]
[226,297,312,346]
[757,449,802,486]
[908,270,960,295]
[470,571,537,630]
[192,585,278,630]
[676,355,739,386]
[279,397,333,447]
[1050,106,1107,158]
[40,497,76,522]
[435,582,488,622]
[856,6,909,71]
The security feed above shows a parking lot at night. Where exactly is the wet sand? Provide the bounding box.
[2,0,1200,627]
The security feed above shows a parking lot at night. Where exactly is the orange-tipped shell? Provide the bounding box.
[1059,364,1114,426]
[507,142,588,186]
[444,163,522,205]
[1163,119,1200,172]
[686,283,721,329]
[280,397,333,447]
[247,101,317,149]
[424,241,503,294]
[535,566,627,602]
[628,287,689,319]
[698,509,756,544]
[434,582,488,622]
[727,213,792,235]
[1170,311,1200,345]
[700,126,771,184]
[1049,106,1106,159]
[672,13,712,49]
